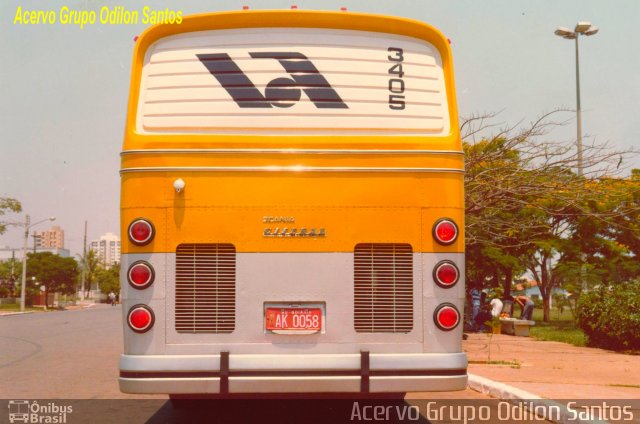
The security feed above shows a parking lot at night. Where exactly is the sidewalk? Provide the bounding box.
[0,302,98,316]
[0,310,34,316]
[463,333,640,399]
[64,302,98,311]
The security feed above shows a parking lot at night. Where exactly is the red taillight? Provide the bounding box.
[434,304,460,331]
[433,218,458,245]
[433,260,459,288]
[128,219,155,246]
[128,261,154,290]
[127,305,154,333]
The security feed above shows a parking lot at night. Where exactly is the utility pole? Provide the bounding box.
[80,220,87,301]
[20,215,30,312]
[10,250,16,297]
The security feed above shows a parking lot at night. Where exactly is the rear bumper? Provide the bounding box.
[119,352,467,394]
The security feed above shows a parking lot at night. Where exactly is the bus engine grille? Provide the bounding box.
[354,243,414,333]
[175,243,236,333]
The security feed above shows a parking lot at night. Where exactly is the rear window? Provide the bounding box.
[137,28,450,135]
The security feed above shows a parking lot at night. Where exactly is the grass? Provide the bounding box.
[0,303,41,313]
[529,307,587,347]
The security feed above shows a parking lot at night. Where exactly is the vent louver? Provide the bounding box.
[354,243,413,333]
[175,243,236,333]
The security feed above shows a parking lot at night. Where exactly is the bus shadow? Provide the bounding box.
[145,398,432,424]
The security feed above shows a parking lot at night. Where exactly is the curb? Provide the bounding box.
[0,311,34,316]
[468,374,607,424]
[63,303,97,311]
[0,303,96,315]
[468,373,541,401]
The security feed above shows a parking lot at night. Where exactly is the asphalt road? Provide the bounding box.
[1,304,137,400]
[0,305,493,423]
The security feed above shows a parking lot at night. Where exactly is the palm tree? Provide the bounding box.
[77,250,100,299]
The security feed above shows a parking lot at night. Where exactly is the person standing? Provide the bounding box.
[108,291,116,306]
[514,295,534,320]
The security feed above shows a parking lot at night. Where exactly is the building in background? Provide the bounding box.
[33,225,65,250]
[90,232,121,267]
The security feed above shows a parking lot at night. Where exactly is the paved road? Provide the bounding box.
[1,305,492,423]
[0,304,137,399]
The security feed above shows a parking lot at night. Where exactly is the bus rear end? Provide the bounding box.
[119,10,466,396]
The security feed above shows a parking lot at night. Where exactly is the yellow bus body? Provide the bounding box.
[119,10,466,396]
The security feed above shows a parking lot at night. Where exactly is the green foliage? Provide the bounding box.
[27,252,79,297]
[0,197,22,234]
[96,264,120,294]
[463,110,640,323]
[0,258,22,297]
[77,249,100,296]
[576,281,640,351]
[552,291,577,319]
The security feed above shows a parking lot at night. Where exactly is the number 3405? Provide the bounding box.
[388,47,405,110]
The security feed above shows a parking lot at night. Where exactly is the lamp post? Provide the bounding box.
[554,21,599,176]
[19,215,56,311]
[555,22,599,293]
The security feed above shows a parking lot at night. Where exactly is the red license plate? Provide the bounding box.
[265,307,322,332]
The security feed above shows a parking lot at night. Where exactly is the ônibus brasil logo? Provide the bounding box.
[197,52,348,109]
[7,400,72,423]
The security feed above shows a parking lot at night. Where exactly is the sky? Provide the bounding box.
[1,0,639,257]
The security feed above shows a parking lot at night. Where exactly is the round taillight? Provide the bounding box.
[128,219,155,246]
[128,261,155,290]
[433,218,458,245]
[433,260,460,288]
[434,303,460,331]
[127,305,155,333]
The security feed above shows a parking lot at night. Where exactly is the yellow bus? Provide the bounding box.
[119,9,466,397]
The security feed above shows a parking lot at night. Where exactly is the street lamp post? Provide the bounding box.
[554,22,599,176]
[555,22,598,293]
[19,215,56,311]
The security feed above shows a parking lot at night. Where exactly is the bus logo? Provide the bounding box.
[8,401,29,423]
[197,52,348,109]
[7,400,73,423]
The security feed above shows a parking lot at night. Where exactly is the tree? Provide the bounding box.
[0,258,22,298]
[27,252,79,308]
[77,250,100,298]
[462,111,639,321]
[96,263,120,295]
[0,197,22,235]
[463,110,632,250]
[569,175,640,287]
[601,171,640,263]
